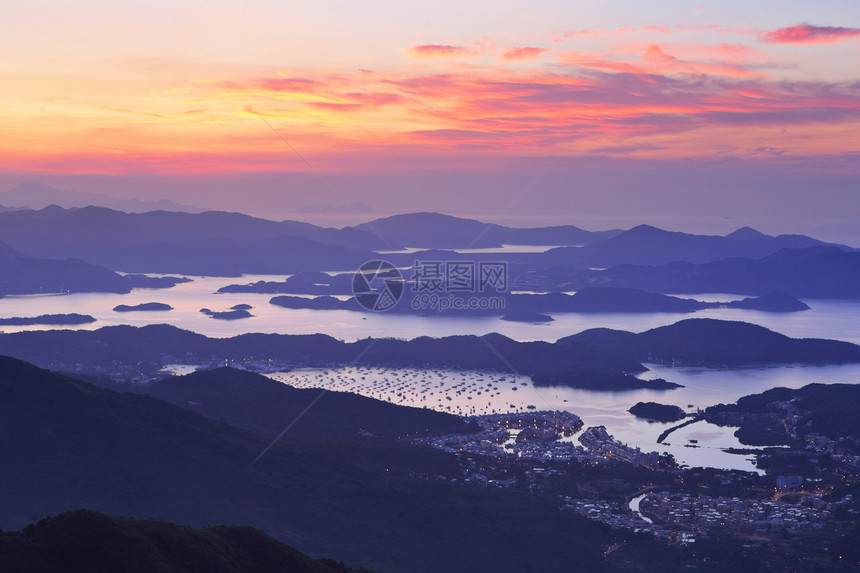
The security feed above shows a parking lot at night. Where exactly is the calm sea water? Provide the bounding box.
[263,362,860,473]
[5,273,860,472]
[2,274,860,345]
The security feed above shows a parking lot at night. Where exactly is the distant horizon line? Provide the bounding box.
[2,199,860,248]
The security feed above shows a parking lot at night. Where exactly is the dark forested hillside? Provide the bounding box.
[142,367,473,438]
[0,510,370,573]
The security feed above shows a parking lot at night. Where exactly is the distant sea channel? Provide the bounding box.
[4,272,860,472]
[2,273,860,344]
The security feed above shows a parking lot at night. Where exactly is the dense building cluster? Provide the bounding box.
[418,411,668,470]
[563,491,847,545]
[577,426,662,468]
[640,491,836,532]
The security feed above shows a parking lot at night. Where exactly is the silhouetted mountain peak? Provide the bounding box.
[603,224,695,245]
[627,223,663,232]
[479,332,518,346]
[726,226,768,240]
[556,327,636,347]
[623,224,678,237]
[369,212,486,226]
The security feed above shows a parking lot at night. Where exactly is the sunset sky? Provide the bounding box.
[2,1,859,235]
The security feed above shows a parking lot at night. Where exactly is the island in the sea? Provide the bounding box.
[500,312,554,323]
[113,302,173,312]
[266,287,810,317]
[200,305,253,320]
[0,313,96,326]
[628,402,687,423]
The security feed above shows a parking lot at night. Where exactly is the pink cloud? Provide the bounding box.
[641,44,763,78]
[406,44,476,58]
[562,43,762,79]
[502,47,548,60]
[551,29,602,43]
[700,43,763,60]
[761,24,860,44]
[25,34,860,175]
[643,44,678,65]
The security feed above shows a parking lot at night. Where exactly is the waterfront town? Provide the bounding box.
[415,410,860,546]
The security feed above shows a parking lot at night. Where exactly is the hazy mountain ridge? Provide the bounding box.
[0,250,188,297]
[0,181,208,213]
[561,318,860,367]
[510,245,860,299]
[92,234,378,275]
[0,205,848,279]
[0,324,668,391]
[541,224,843,268]
[0,205,395,270]
[589,247,860,298]
[351,212,620,248]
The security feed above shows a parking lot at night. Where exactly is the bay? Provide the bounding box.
[265,362,860,473]
[4,273,860,472]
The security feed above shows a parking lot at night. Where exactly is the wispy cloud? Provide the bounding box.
[560,41,764,79]
[5,26,860,175]
[761,24,860,44]
[550,29,602,43]
[641,43,763,78]
[405,44,477,58]
[502,47,548,60]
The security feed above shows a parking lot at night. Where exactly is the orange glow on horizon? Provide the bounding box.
[2,23,859,176]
